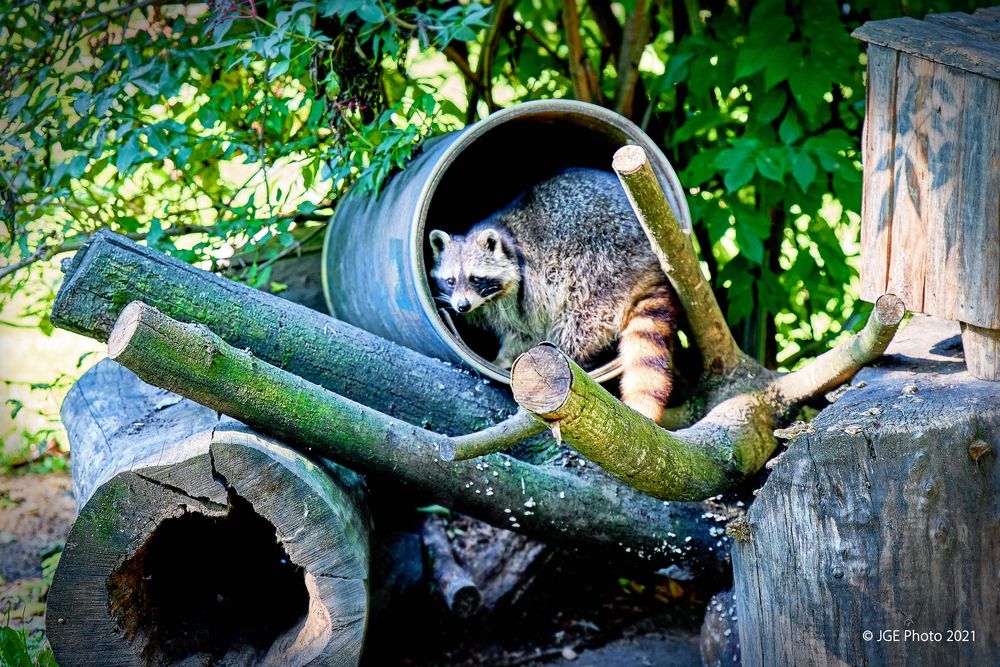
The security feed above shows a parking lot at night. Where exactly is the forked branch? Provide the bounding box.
[510,295,905,500]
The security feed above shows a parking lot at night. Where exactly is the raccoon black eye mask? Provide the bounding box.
[429,168,679,423]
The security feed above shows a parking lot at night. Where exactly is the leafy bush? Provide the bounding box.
[0,0,981,372]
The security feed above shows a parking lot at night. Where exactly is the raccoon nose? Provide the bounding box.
[456,299,472,313]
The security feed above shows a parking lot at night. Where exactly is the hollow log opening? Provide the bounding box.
[107,493,309,664]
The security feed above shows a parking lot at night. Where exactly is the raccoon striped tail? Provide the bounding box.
[619,280,678,423]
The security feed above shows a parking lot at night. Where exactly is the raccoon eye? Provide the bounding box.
[445,277,456,287]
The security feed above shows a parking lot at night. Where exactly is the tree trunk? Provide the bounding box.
[50,229,515,436]
[733,316,1000,666]
[102,301,736,573]
[47,361,371,667]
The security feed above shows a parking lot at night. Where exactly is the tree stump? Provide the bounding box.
[733,316,1000,666]
[47,360,371,667]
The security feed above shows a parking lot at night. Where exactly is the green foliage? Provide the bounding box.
[0,0,983,372]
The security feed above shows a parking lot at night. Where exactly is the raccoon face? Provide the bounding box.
[429,228,520,314]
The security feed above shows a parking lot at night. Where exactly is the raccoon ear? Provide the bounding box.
[428,230,451,258]
[476,229,503,255]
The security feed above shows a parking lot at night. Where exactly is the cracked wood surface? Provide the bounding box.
[733,316,1000,666]
[48,360,370,666]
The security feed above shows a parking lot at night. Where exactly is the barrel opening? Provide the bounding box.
[107,492,310,664]
[421,112,634,368]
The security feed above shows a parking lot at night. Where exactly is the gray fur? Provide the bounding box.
[430,168,665,369]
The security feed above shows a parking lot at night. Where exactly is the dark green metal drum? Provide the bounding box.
[322,100,690,384]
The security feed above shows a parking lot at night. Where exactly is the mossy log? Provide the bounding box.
[47,361,371,667]
[103,301,736,572]
[509,293,906,500]
[733,316,1000,666]
[50,229,513,436]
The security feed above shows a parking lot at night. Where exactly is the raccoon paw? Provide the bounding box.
[493,354,516,370]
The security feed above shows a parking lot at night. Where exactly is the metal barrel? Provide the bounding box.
[322,100,691,384]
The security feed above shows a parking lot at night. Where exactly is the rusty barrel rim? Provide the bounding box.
[408,100,691,384]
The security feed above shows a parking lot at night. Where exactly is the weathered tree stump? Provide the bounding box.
[733,316,1000,666]
[47,361,371,666]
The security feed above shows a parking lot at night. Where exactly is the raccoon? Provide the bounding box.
[429,168,679,423]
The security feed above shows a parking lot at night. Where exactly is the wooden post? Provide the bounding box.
[853,9,1000,380]
[733,316,1000,665]
[47,362,371,666]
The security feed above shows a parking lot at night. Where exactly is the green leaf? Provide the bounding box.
[116,134,142,173]
[270,281,289,294]
[356,1,385,23]
[792,152,817,191]
[756,88,787,124]
[755,147,787,182]
[779,113,802,144]
[0,627,32,667]
[6,399,23,419]
[789,65,830,120]
[146,218,164,248]
[268,60,290,81]
[38,314,54,337]
[735,220,765,265]
[723,160,754,192]
[6,94,28,118]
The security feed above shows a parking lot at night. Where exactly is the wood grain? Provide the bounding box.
[48,361,371,667]
[962,322,1000,380]
[859,45,900,301]
[953,75,1000,329]
[886,53,935,312]
[734,316,1000,666]
[853,15,1000,81]
[924,11,1000,40]
[921,62,967,317]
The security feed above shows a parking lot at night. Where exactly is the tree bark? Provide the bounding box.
[613,145,750,378]
[104,301,737,573]
[509,295,905,500]
[47,362,371,667]
[733,316,1000,666]
[420,516,483,618]
[50,229,514,436]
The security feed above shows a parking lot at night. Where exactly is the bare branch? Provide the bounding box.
[472,0,512,113]
[510,293,905,501]
[443,45,494,107]
[614,0,653,117]
[773,294,906,404]
[510,344,776,500]
[612,145,748,376]
[561,1,601,104]
[445,409,547,461]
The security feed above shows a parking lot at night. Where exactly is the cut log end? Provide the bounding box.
[107,300,146,359]
[611,144,648,175]
[510,344,573,415]
[46,437,370,667]
[874,293,906,326]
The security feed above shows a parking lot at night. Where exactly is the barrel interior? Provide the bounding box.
[421,111,633,371]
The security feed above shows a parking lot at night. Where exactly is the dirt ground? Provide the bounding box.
[0,471,75,652]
